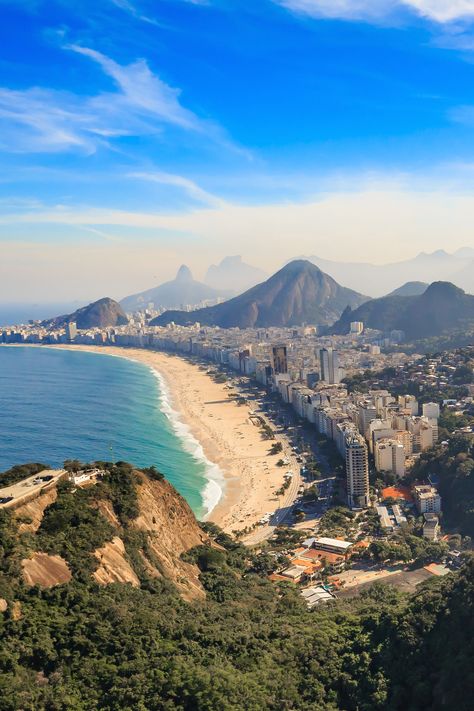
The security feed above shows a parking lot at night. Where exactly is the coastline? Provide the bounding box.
[43,344,299,535]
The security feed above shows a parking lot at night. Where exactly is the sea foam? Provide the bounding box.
[151,368,225,519]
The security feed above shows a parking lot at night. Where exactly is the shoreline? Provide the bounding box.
[16,344,300,536]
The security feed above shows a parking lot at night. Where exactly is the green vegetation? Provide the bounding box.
[410,435,474,537]
[1,462,474,709]
[368,536,448,566]
[318,506,356,538]
[269,441,283,455]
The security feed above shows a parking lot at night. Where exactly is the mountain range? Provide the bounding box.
[329,281,474,341]
[204,255,268,294]
[303,248,474,297]
[43,297,128,329]
[121,265,228,312]
[152,260,368,329]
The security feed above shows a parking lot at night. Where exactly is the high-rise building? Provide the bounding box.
[319,347,341,384]
[422,402,440,443]
[272,345,288,374]
[345,432,370,509]
[374,439,405,478]
[65,322,77,341]
[350,321,364,335]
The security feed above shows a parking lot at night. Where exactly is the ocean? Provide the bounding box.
[0,345,222,520]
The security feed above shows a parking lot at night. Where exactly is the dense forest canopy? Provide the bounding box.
[0,462,473,710]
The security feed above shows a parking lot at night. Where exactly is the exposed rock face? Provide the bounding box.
[131,473,210,600]
[153,260,368,328]
[14,488,57,533]
[93,537,140,587]
[11,467,210,600]
[21,553,72,587]
[44,297,128,329]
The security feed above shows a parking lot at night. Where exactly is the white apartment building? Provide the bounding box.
[374,439,406,478]
[413,485,442,514]
[345,432,370,509]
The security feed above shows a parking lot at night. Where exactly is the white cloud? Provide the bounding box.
[0,45,224,153]
[127,170,225,206]
[0,87,97,153]
[276,0,474,23]
[108,0,162,26]
[68,45,202,131]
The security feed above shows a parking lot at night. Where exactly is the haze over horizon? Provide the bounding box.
[1,0,474,302]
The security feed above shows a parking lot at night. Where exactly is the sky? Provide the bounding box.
[1,0,474,302]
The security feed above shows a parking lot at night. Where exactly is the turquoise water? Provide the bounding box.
[0,346,217,519]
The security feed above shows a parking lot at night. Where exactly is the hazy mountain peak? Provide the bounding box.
[153,259,367,329]
[386,281,428,297]
[205,256,268,294]
[176,265,193,282]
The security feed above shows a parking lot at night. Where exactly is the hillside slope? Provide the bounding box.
[3,462,209,600]
[44,297,128,329]
[329,281,474,341]
[153,260,368,328]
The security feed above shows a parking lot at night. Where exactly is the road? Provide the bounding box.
[0,469,66,510]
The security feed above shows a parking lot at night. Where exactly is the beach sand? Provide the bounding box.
[53,345,299,536]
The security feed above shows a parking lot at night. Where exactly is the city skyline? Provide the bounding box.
[2,1,474,301]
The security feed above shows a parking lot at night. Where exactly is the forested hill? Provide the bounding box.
[43,297,129,329]
[0,460,473,709]
[329,281,474,340]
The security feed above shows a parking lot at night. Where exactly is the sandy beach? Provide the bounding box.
[51,345,299,536]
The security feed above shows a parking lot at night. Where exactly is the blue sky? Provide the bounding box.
[1,0,474,301]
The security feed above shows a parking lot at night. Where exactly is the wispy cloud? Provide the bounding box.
[0,44,237,155]
[128,170,225,206]
[67,45,202,131]
[108,0,163,26]
[276,0,474,24]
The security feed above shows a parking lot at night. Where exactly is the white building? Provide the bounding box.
[345,432,370,509]
[413,485,442,514]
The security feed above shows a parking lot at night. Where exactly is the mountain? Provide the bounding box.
[121,265,227,312]
[300,248,474,297]
[152,260,368,329]
[43,297,128,329]
[205,256,268,294]
[329,281,474,341]
[386,281,428,297]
